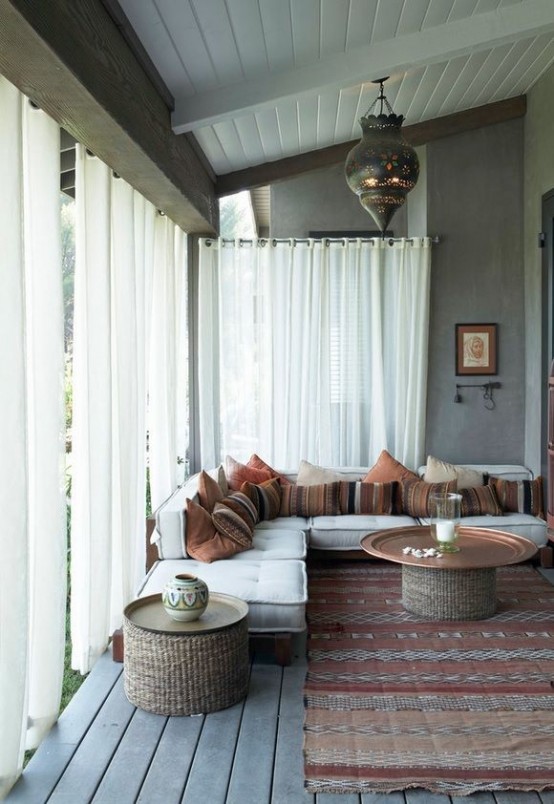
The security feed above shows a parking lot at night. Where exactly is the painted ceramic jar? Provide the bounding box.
[162,574,209,622]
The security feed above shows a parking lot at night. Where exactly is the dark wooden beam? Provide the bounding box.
[215,95,527,197]
[0,0,218,234]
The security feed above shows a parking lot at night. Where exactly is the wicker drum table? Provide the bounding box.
[123,592,249,716]
[361,526,537,621]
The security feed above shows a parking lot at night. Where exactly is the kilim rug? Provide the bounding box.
[303,561,554,796]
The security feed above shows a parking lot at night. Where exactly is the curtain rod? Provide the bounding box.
[207,236,441,247]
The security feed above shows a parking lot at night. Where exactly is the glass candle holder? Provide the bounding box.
[429,492,462,553]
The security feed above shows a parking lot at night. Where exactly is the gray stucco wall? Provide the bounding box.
[270,120,526,465]
[425,119,524,464]
[270,161,407,238]
[524,63,554,476]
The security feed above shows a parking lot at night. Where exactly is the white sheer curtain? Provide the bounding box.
[0,78,66,797]
[71,147,157,673]
[148,217,188,510]
[198,237,431,470]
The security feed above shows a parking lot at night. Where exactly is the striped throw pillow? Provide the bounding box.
[488,476,544,517]
[211,491,257,548]
[339,481,398,515]
[460,485,503,517]
[401,480,457,517]
[279,482,341,517]
[241,478,282,520]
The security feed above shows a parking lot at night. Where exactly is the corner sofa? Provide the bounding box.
[137,454,547,664]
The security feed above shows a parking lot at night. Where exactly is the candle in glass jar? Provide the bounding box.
[435,520,455,543]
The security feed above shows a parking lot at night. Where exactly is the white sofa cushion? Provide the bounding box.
[138,559,307,633]
[255,515,310,532]
[240,528,307,560]
[309,514,420,550]
[418,464,534,482]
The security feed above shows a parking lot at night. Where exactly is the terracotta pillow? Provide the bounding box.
[339,481,398,515]
[401,480,457,517]
[241,478,282,520]
[363,450,419,483]
[197,470,224,513]
[224,455,272,491]
[279,482,341,517]
[460,485,503,517]
[488,476,544,517]
[423,455,484,490]
[185,498,248,563]
[247,454,291,485]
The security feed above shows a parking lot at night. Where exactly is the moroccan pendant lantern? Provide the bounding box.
[345,78,419,234]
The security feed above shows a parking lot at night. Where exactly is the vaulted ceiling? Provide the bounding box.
[115,0,554,189]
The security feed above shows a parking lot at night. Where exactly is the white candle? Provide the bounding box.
[435,520,455,543]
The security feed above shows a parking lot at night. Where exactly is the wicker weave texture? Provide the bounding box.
[402,565,497,621]
[123,617,249,715]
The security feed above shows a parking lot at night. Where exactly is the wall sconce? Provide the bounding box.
[453,382,501,410]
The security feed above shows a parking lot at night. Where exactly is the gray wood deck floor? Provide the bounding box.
[7,570,554,804]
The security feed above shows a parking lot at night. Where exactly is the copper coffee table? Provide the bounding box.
[360,526,537,621]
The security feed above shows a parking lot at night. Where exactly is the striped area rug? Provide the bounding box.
[304,561,554,796]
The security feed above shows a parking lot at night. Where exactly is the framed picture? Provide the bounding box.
[456,323,497,375]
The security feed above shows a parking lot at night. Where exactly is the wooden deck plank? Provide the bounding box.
[92,703,167,803]
[181,696,245,804]
[316,794,360,803]
[272,663,312,804]
[227,663,283,804]
[494,794,542,803]
[136,715,205,804]
[452,793,496,803]
[6,651,122,804]
[47,678,135,803]
[405,791,452,803]
[361,794,406,803]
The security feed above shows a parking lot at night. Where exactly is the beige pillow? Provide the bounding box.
[423,455,484,490]
[296,459,362,485]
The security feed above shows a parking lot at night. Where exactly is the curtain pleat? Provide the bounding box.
[198,237,431,470]
[148,216,188,510]
[0,76,66,797]
[71,148,157,672]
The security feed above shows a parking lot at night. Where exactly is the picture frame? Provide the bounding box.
[455,323,497,375]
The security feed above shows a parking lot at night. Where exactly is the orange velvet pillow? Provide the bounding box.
[225,455,273,491]
[185,498,248,563]
[197,470,224,513]
[247,454,291,485]
[363,449,419,483]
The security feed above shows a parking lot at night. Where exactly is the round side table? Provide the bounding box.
[123,592,249,716]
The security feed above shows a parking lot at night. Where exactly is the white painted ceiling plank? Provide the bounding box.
[171,0,554,132]
[458,42,518,106]
[254,108,283,162]
[348,83,374,139]
[212,119,247,170]
[403,62,450,120]
[508,34,554,93]
[258,0,295,72]
[331,86,359,144]
[488,35,550,99]
[320,0,349,58]
[422,0,455,29]
[393,68,428,123]
[475,0,503,12]
[154,0,220,94]
[118,0,193,95]
[396,0,434,36]
[193,126,233,174]
[297,95,319,152]
[275,99,301,154]
[312,88,338,146]
[190,0,244,85]
[291,0,320,66]
[345,0,378,50]
[418,55,471,118]
[447,0,480,23]
[226,0,269,79]
[371,0,405,43]
[441,50,493,109]
[233,114,266,165]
